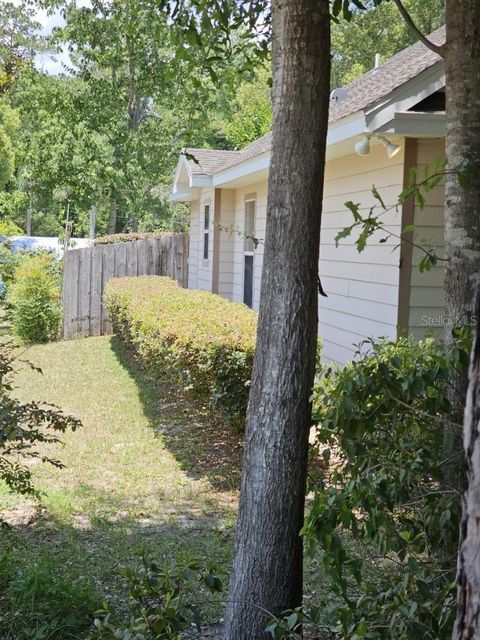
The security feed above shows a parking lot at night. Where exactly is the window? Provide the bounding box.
[244,200,255,253]
[243,199,256,307]
[203,204,210,260]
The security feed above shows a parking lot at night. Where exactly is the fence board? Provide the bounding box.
[62,233,189,338]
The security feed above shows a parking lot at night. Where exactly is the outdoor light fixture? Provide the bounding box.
[354,133,401,159]
[379,136,402,159]
[354,136,371,156]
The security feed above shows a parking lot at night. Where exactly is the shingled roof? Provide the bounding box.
[181,26,445,177]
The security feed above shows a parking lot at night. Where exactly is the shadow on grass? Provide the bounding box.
[109,336,244,493]
[0,494,232,640]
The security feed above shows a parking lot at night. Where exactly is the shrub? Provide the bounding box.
[0,220,22,237]
[299,335,469,640]
[88,547,222,640]
[95,232,174,245]
[0,246,24,286]
[9,253,62,343]
[105,276,257,423]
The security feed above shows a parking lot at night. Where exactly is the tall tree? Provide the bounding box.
[453,284,480,639]
[222,1,330,637]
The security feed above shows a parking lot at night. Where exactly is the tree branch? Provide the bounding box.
[392,0,445,58]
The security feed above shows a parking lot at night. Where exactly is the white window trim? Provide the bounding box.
[202,201,211,264]
[243,197,256,307]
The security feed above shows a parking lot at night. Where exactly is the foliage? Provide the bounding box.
[0,547,98,640]
[331,0,444,85]
[9,253,62,343]
[222,66,272,148]
[0,340,80,498]
[336,159,448,272]
[0,219,22,237]
[105,276,257,423]
[88,547,222,640]
[297,335,469,640]
[95,231,174,245]
[0,247,24,286]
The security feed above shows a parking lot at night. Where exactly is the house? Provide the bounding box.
[171,28,446,364]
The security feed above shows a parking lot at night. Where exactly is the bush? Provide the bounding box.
[0,246,24,286]
[105,276,257,423]
[9,253,62,343]
[0,220,22,237]
[88,547,222,640]
[299,335,469,640]
[95,232,174,245]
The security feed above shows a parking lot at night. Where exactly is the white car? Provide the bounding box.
[8,236,93,257]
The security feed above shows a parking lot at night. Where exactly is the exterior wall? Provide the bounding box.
[185,138,445,365]
[231,181,268,309]
[196,188,214,292]
[216,189,236,299]
[407,138,445,338]
[187,199,200,289]
[319,145,405,364]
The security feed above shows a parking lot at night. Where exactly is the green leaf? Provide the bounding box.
[345,200,362,222]
[335,226,353,247]
[371,184,386,209]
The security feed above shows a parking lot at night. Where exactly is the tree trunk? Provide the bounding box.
[222,2,330,638]
[452,283,480,639]
[443,0,480,483]
[108,194,118,234]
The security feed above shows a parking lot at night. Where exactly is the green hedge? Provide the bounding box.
[9,253,62,343]
[105,276,257,422]
[95,232,174,245]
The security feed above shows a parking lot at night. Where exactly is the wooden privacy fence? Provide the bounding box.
[63,234,189,339]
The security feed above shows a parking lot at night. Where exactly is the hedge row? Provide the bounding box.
[95,232,174,245]
[104,276,257,423]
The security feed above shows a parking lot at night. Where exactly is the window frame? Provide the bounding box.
[243,197,256,307]
[203,202,210,261]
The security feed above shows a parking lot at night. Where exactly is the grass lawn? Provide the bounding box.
[0,335,243,640]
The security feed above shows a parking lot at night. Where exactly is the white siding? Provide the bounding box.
[196,188,214,292]
[217,189,236,299]
[188,200,199,289]
[408,138,445,339]
[319,145,405,364]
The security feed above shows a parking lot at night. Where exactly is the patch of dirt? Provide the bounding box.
[1,503,38,527]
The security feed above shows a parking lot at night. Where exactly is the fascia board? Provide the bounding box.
[366,62,445,132]
[378,111,446,137]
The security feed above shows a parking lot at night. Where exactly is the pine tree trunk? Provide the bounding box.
[453,284,480,639]
[444,1,480,415]
[222,1,330,638]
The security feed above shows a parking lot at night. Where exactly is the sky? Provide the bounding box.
[7,0,89,75]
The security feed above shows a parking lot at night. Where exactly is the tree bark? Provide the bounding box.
[108,193,118,234]
[453,283,480,639]
[222,2,330,638]
[443,0,480,481]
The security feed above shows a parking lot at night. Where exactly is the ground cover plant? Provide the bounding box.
[105,276,257,424]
